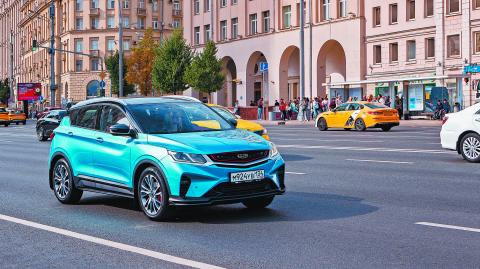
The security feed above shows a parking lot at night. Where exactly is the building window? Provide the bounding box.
[407,40,416,60]
[389,4,398,24]
[390,43,398,62]
[91,0,99,9]
[231,18,238,38]
[374,45,382,64]
[373,6,381,27]
[107,38,115,51]
[262,11,270,33]
[138,18,145,29]
[425,38,435,58]
[194,26,200,44]
[220,20,227,41]
[91,58,99,71]
[107,0,115,9]
[204,24,211,42]
[107,16,115,28]
[204,0,211,12]
[75,18,83,30]
[173,19,181,28]
[122,0,129,9]
[282,6,291,28]
[339,0,347,17]
[407,0,415,20]
[75,39,83,52]
[91,17,99,29]
[232,0,237,5]
[123,40,130,51]
[249,13,257,35]
[322,0,331,21]
[76,0,83,11]
[152,0,158,11]
[475,0,480,9]
[475,32,480,53]
[447,35,460,57]
[90,38,99,50]
[152,18,158,29]
[220,0,227,8]
[122,16,129,28]
[194,0,200,14]
[75,60,83,71]
[448,0,460,13]
[138,0,145,8]
[425,0,434,17]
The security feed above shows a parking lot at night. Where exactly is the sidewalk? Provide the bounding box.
[254,119,442,127]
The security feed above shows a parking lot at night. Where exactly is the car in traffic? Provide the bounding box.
[0,107,10,127]
[208,104,270,140]
[8,110,27,125]
[48,97,285,220]
[36,106,62,119]
[441,102,480,162]
[316,102,400,132]
[36,110,67,141]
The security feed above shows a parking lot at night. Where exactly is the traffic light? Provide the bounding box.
[32,40,38,51]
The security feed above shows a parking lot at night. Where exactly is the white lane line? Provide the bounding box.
[277,144,454,154]
[273,138,384,143]
[346,159,413,164]
[416,222,480,233]
[285,172,307,175]
[0,214,225,269]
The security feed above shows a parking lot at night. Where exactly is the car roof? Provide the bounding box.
[71,96,201,109]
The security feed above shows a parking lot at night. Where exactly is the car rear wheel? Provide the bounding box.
[243,196,275,209]
[381,126,392,132]
[15,122,19,125]
[137,167,171,221]
[460,133,480,163]
[3,123,7,127]
[52,159,83,204]
[37,127,47,141]
[317,118,328,131]
[355,119,366,131]
[22,120,26,125]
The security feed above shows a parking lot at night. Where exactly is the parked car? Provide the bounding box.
[36,110,67,141]
[8,110,27,125]
[0,107,10,127]
[316,102,400,132]
[36,106,62,119]
[48,97,285,220]
[441,102,480,162]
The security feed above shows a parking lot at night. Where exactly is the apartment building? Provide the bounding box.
[184,0,366,107]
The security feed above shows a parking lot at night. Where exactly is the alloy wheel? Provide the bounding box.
[54,163,71,199]
[463,136,480,160]
[140,174,163,216]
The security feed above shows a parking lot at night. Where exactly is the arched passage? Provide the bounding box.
[86,80,100,99]
[317,40,347,99]
[246,51,268,105]
[279,46,300,101]
[217,56,237,107]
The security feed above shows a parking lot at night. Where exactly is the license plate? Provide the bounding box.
[230,170,265,183]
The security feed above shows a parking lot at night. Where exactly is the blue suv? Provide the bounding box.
[49,97,285,220]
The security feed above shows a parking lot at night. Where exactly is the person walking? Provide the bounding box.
[279,99,287,121]
[313,97,320,119]
[305,98,311,121]
[394,96,403,119]
[384,96,391,107]
[290,100,298,120]
[257,98,263,120]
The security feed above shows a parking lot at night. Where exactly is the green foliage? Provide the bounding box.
[152,30,193,95]
[105,51,135,96]
[0,79,10,105]
[184,41,225,95]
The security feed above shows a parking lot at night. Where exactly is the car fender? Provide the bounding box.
[48,150,73,190]
[131,155,172,196]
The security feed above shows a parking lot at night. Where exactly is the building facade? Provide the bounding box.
[184,0,479,112]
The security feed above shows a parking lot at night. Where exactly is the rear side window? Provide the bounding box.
[73,106,99,129]
[365,103,388,109]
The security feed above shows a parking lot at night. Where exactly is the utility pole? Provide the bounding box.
[118,0,124,97]
[49,1,56,106]
[9,30,14,107]
[299,0,305,99]
[308,0,313,99]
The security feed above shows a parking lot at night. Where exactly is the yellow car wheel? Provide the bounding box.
[354,119,366,131]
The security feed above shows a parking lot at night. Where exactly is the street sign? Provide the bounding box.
[99,71,106,80]
[464,65,480,74]
[259,62,268,72]
[38,96,43,101]
[99,80,106,89]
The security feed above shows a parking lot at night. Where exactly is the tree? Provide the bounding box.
[152,29,193,95]
[105,51,135,96]
[0,79,10,105]
[184,41,225,100]
[125,28,158,96]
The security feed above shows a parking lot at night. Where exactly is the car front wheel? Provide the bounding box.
[52,159,83,204]
[460,133,480,163]
[37,127,47,141]
[137,167,171,221]
[242,195,274,209]
[317,118,328,131]
[355,119,366,131]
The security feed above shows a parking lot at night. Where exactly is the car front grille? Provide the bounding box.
[203,180,276,198]
[208,150,269,164]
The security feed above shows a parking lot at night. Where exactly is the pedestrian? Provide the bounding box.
[347,96,353,102]
[443,99,451,114]
[289,100,298,120]
[250,100,255,106]
[378,94,385,104]
[279,99,287,121]
[384,96,391,107]
[329,98,336,110]
[257,98,263,120]
[305,98,311,121]
[233,100,239,115]
[395,96,403,119]
[313,97,320,119]
[274,100,280,107]
[322,97,329,112]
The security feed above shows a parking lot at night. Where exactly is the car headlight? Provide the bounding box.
[269,142,279,157]
[168,151,206,164]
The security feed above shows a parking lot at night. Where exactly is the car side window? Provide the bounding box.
[74,106,99,129]
[99,105,130,133]
[348,104,360,111]
[336,104,349,112]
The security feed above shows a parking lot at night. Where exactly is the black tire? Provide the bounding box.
[354,119,366,131]
[22,120,26,125]
[317,118,328,131]
[137,167,171,221]
[3,123,7,127]
[15,122,19,125]
[242,195,274,209]
[381,126,392,132]
[52,158,83,204]
[460,133,480,163]
[37,127,47,141]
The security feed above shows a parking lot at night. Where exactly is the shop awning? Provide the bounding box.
[323,74,469,87]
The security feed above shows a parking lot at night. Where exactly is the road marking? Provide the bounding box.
[0,214,225,269]
[273,138,384,143]
[346,159,413,164]
[416,222,480,233]
[285,172,307,175]
[277,144,454,154]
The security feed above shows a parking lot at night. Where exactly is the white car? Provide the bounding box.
[441,102,480,162]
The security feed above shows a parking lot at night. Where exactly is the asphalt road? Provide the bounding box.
[0,121,479,268]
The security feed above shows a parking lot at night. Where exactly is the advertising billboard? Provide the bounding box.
[17,83,42,101]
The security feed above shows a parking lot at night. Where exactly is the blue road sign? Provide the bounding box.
[99,80,106,88]
[464,65,480,74]
[259,62,268,72]
[38,96,43,101]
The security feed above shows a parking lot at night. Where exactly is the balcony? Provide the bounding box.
[89,8,100,16]
[137,7,146,16]
[172,9,182,17]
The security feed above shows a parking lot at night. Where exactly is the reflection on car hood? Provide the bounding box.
[147,129,270,154]
[236,119,263,132]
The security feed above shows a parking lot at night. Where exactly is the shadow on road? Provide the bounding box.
[281,154,313,162]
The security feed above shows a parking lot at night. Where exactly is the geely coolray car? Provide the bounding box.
[48,97,285,220]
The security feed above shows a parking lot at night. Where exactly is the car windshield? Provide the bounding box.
[211,106,235,121]
[129,102,235,134]
[364,103,388,109]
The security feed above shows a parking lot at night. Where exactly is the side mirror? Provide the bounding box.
[110,123,136,138]
[235,114,242,119]
[227,118,238,128]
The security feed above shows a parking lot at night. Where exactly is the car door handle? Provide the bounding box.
[96,137,104,143]
[67,132,73,136]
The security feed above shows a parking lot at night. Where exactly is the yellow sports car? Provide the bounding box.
[208,104,270,140]
[316,102,400,131]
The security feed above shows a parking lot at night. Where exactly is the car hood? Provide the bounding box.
[147,129,270,154]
